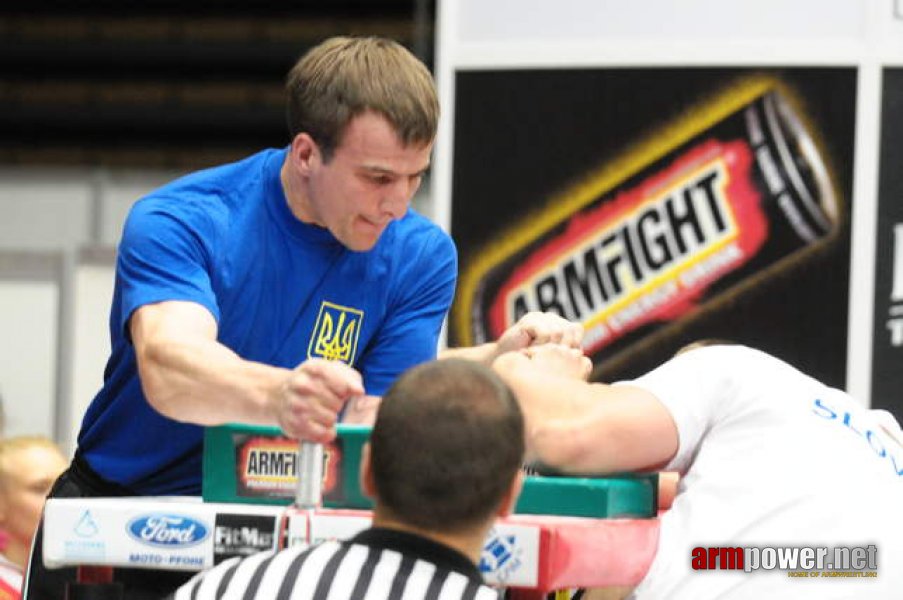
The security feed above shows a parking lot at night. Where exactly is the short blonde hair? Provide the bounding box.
[285,36,439,160]
[0,436,65,484]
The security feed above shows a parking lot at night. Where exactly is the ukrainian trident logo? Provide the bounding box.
[308,301,363,364]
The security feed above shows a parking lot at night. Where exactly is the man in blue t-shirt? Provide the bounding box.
[24,37,582,600]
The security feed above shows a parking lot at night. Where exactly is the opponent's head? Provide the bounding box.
[365,359,525,535]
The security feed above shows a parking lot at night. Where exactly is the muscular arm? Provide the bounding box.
[132,300,364,441]
[341,312,586,425]
[493,351,679,474]
[440,311,584,364]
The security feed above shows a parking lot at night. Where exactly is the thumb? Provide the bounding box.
[501,326,533,353]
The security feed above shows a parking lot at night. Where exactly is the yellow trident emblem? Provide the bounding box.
[309,301,363,364]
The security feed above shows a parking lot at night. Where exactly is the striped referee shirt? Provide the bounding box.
[170,527,503,600]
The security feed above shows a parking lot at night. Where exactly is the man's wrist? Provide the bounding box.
[480,341,502,365]
[439,341,500,365]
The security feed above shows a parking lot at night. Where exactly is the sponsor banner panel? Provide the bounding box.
[450,68,855,384]
[43,499,654,590]
[43,498,283,571]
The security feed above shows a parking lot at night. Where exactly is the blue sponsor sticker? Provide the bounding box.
[479,534,517,573]
[127,514,210,548]
[479,530,524,584]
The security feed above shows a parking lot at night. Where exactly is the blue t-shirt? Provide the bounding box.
[77,148,457,495]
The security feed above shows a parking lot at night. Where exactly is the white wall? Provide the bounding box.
[0,275,59,437]
[0,172,93,251]
[67,253,117,452]
[455,0,864,45]
[0,168,173,452]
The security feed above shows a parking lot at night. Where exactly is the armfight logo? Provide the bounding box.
[234,434,339,500]
[454,76,840,376]
[214,513,278,563]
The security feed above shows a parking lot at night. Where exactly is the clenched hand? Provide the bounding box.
[275,358,364,442]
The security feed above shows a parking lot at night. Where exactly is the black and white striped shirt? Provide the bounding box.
[171,528,502,600]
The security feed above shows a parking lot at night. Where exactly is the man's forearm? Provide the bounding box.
[439,342,499,364]
[136,334,287,427]
[492,352,678,474]
[130,300,363,441]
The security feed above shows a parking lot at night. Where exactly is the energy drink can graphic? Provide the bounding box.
[454,77,839,374]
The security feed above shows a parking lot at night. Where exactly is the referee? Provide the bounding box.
[171,358,525,599]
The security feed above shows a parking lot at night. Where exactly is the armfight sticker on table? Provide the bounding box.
[233,433,341,502]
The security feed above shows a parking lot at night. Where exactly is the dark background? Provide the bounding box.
[450,67,857,386]
[0,0,434,170]
[872,67,903,414]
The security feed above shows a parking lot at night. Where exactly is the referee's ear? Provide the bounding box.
[360,442,377,500]
[496,470,525,518]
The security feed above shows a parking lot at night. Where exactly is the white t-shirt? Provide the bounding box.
[626,345,903,600]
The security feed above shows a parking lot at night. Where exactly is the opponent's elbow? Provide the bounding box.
[529,420,594,473]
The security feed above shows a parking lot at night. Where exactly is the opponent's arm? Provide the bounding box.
[440,311,584,364]
[658,471,680,510]
[582,587,636,600]
[492,347,678,474]
[132,300,364,442]
[344,312,586,426]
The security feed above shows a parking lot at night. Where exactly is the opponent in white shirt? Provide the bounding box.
[493,343,903,600]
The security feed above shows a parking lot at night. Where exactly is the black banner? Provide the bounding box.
[871,68,903,418]
[450,67,856,386]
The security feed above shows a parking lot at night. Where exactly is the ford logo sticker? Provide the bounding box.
[127,514,209,548]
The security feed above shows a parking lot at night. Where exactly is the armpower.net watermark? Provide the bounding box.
[691,545,879,577]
